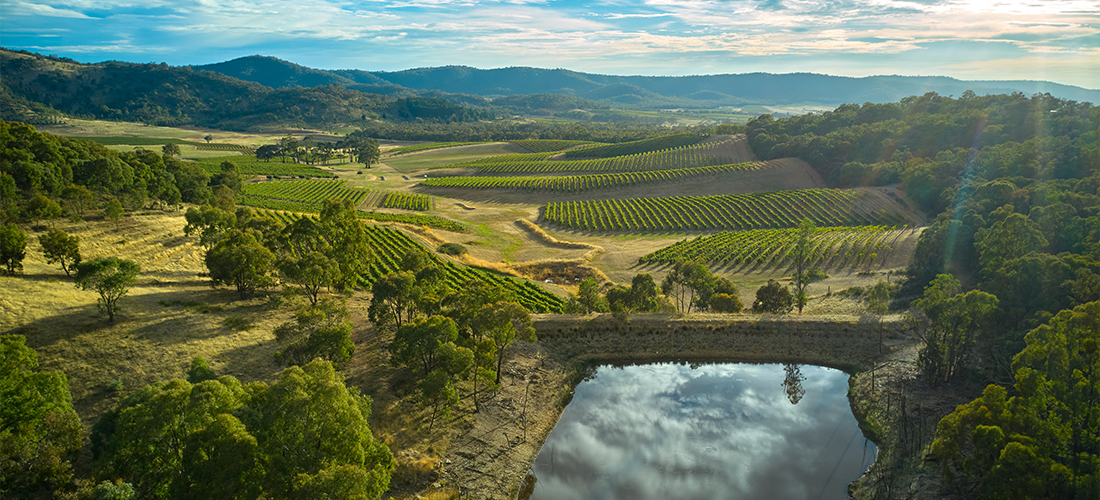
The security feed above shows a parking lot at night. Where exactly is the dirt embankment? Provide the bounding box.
[442,313,918,499]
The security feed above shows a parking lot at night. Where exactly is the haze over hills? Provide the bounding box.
[197,55,1100,108]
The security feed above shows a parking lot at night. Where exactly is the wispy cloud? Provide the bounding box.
[3,0,1097,88]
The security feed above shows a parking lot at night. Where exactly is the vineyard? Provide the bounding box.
[541,189,910,231]
[420,162,772,192]
[70,136,194,146]
[195,156,333,178]
[253,210,561,312]
[195,143,255,154]
[380,192,432,211]
[444,137,740,174]
[559,133,706,158]
[242,179,368,206]
[510,140,595,153]
[639,226,917,270]
[388,142,483,155]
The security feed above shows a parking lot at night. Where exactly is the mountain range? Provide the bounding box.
[196,55,1099,108]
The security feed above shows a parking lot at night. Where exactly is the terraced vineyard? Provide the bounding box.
[242,179,368,205]
[542,189,909,231]
[640,226,916,270]
[445,137,739,174]
[421,162,772,192]
[380,192,432,211]
[253,210,560,312]
[510,139,595,153]
[559,133,706,158]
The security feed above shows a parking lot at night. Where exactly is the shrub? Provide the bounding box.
[437,243,467,256]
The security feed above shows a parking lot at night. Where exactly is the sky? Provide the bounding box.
[2,0,1098,89]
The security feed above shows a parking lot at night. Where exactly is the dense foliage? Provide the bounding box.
[931,302,1098,499]
[91,359,394,499]
[747,92,1097,214]
[0,335,83,498]
[1,120,221,221]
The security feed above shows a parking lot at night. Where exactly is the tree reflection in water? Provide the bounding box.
[782,363,806,405]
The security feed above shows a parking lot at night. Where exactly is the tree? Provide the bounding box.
[576,277,605,314]
[911,274,999,386]
[273,299,355,366]
[474,301,535,385]
[203,134,213,144]
[866,279,891,315]
[661,260,710,314]
[391,315,461,377]
[318,200,372,293]
[104,199,124,230]
[0,223,27,275]
[753,279,793,314]
[354,138,380,167]
[183,205,236,250]
[629,273,659,312]
[279,251,335,305]
[27,193,62,225]
[0,335,83,498]
[368,271,420,330]
[74,257,140,321]
[161,143,180,157]
[61,184,94,220]
[211,161,242,193]
[39,228,81,277]
[205,230,276,299]
[255,144,280,162]
[792,219,818,314]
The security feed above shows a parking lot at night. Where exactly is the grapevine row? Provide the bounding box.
[241,200,468,232]
[380,192,432,211]
[252,210,561,312]
[559,133,706,158]
[448,138,736,174]
[387,142,483,155]
[542,189,910,232]
[639,226,909,270]
[242,179,367,205]
[510,140,595,153]
[420,162,770,192]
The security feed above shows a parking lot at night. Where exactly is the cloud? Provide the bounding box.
[5,1,93,18]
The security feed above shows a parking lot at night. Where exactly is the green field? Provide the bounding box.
[192,155,334,178]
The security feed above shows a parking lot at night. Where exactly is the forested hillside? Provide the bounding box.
[0,50,491,130]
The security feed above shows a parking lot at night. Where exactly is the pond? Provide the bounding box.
[519,363,876,500]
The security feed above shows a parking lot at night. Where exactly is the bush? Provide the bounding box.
[223,314,254,331]
[752,280,793,314]
[437,243,467,256]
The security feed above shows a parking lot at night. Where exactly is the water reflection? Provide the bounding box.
[782,363,807,405]
[522,363,876,500]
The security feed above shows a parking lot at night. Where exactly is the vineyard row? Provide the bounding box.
[420,161,771,192]
[640,226,915,270]
[541,189,910,232]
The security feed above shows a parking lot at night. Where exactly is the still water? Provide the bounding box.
[520,363,876,500]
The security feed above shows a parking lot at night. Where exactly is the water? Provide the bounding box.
[519,363,876,500]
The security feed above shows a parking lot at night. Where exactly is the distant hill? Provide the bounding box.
[196,56,1099,107]
[0,49,492,130]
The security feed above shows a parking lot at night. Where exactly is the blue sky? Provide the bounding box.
[3,0,1098,88]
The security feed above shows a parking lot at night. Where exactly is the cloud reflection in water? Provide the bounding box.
[525,363,876,500]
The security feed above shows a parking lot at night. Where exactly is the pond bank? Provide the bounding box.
[441,313,919,499]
